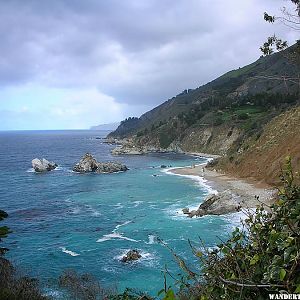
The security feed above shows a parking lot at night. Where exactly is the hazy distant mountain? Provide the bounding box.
[90,122,120,131]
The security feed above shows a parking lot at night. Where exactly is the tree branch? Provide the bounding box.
[219,276,286,288]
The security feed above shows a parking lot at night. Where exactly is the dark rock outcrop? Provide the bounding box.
[32,158,57,172]
[121,250,141,262]
[73,153,128,174]
[182,190,242,217]
[73,153,98,173]
[96,162,128,173]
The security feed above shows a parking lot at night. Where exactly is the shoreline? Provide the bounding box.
[167,160,276,216]
[109,144,276,213]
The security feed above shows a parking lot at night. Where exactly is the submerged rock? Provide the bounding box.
[73,153,128,174]
[121,250,141,262]
[32,158,57,172]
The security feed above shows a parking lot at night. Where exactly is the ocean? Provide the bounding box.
[0,130,242,297]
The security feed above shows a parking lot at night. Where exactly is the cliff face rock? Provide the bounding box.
[32,158,57,172]
[220,106,300,185]
[110,137,184,155]
[179,125,241,155]
[73,153,128,173]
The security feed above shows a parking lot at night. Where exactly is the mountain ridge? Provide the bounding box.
[108,44,300,184]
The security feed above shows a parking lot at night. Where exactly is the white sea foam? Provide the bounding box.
[113,203,124,209]
[97,220,138,243]
[97,232,139,243]
[69,206,81,215]
[132,201,143,207]
[60,247,80,256]
[114,220,132,230]
[163,167,217,195]
[84,204,101,217]
[146,234,156,244]
[221,211,248,230]
[26,165,67,173]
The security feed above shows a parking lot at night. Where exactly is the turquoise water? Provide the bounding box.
[0,130,241,297]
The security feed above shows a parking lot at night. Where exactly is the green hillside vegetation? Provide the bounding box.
[109,45,299,151]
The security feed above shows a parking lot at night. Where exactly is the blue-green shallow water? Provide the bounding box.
[0,130,242,297]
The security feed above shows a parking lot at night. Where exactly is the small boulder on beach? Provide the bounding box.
[121,250,142,262]
[32,158,57,172]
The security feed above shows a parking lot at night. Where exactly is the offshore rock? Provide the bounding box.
[73,153,128,174]
[73,153,98,172]
[32,158,57,172]
[96,162,128,173]
[121,250,141,262]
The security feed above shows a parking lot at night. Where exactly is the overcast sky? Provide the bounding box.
[0,0,297,130]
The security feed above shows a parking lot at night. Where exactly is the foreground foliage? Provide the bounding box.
[161,157,300,300]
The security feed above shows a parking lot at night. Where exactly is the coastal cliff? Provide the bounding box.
[108,45,300,185]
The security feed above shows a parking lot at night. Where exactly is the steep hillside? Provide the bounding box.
[107,44,300,185]
[217,106,300,185]
[109,44,299,142]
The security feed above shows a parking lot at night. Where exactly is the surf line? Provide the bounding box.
[96,220,139,243]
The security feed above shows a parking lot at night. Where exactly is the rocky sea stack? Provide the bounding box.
[121,250,142,263]
[32,158,58,172]
[73,153,128,174]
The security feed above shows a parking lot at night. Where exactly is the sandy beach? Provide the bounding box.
[169,162,276,213]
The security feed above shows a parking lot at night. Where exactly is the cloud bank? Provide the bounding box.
[0,0,296,129]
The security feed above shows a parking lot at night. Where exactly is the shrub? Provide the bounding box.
[238,112,249,120]
[213,117,223,126]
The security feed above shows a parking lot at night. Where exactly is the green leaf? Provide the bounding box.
[162,289,176,300]
[255,224,262,230]
[279,269,286,281]
[196,251,203,257]
[250,254,260,265]
[295,284,300,293]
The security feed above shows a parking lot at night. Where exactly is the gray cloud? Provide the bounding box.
[0,0,296,108]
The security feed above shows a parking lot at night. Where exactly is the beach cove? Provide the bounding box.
[168,161,275,216]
